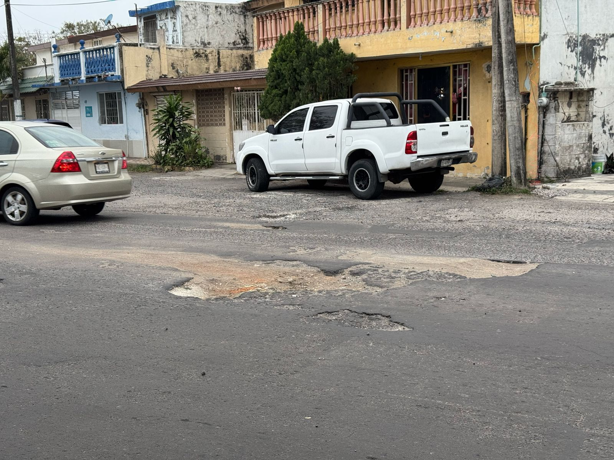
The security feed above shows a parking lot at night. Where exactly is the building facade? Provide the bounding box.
[251,0,541,178]
[539,0,613,178]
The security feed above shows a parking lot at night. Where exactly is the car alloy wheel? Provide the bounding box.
[353,168,371,192]
[3,190,29,223]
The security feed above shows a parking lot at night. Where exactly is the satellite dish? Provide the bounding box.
[104,14,113,26]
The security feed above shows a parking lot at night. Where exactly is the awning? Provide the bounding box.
[126,69,268,93]
[0,76,52,96]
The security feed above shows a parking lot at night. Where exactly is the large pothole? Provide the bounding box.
[310,309,411,331]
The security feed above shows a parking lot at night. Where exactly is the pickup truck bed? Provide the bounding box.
[236,92,477,199]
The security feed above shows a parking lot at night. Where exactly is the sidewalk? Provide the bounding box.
[544,174,614,203]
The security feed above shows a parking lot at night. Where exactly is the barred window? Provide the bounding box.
[36,99,50,119]
[143,15,157,44]
[98,92,123,125]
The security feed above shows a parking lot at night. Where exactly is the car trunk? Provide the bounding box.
[56,147,123,180]
[416,121,471,157]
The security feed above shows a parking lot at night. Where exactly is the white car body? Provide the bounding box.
[236,94,477,199]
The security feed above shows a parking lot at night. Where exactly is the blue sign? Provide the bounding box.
[85,106,93,118]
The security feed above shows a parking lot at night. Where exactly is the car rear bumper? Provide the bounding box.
[410,151,478,172]
[34,173,132,209]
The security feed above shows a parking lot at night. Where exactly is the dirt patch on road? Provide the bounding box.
[13,244,538,300]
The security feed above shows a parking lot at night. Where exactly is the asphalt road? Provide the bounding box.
[1,172,613,460]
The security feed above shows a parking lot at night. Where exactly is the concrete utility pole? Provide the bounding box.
[491,0,507,178]
[4,0,23,121]
[498,0,527,187]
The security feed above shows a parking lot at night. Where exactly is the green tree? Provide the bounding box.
[57,19,119,38]
[259,22,356,121]
[152,94,213,168]
[0,37,35,81]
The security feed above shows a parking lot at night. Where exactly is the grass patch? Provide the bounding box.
[468,177,533,195]
[128,164,155,173]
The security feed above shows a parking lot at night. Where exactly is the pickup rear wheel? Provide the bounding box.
[348,159,385,200]
[408,172,444,193]
[246,157,270,192]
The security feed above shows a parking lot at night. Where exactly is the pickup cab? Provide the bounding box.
[236,92,477,200]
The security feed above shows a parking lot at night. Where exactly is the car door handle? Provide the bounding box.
[0,161,8,167]
[295,138,302,141]
[326,135,335,139]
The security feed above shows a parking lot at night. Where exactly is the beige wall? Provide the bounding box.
[122,45,254,88]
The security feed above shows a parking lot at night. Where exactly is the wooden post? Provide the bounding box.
[491,0,507,177]
[499,0,527,186]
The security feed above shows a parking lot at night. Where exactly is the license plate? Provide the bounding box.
[440,159,453,167]
[95,162,110,174]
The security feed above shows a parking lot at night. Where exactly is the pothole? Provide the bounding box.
[257,213,297,221]
[310,309,411,331]
[488,259,530,265]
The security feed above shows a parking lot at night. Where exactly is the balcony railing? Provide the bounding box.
[53,36,122,83]
[256,0,538,50]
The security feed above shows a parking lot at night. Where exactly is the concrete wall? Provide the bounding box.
[78,82,146,157]
[179,2,253,49]
[122,44,254,87]
[541,0,614,158]
[353,48,540,178]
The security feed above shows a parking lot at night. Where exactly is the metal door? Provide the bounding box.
[232,91,269,162]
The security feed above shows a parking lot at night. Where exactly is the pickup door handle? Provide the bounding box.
[295,138,302,141]
[0,161,8,167]
[442,131,449,136]
[270,139,277,142]
[326,135,335,139]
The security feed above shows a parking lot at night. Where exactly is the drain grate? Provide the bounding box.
[311,309,411,331]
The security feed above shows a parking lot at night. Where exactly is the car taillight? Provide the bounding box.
[51,151,81,173]
[121,151,127,170]
[470,126,475,149]
[405,130,418,154]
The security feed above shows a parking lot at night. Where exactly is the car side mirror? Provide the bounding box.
[266,124,276,135]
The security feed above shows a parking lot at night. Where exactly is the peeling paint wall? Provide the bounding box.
[178,1,253,49]
[541,0,614,159]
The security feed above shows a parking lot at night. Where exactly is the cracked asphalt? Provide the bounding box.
[1,170,613,459]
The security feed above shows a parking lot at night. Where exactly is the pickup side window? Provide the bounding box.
[0,130,19,155]
[352,103,399,121]
[309,106,338,131]
[277,108,309,134]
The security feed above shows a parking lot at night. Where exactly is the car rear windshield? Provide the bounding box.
[352,102,399,121]
[25,126,100,148]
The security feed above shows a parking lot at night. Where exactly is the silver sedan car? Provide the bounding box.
[0,122,132,225]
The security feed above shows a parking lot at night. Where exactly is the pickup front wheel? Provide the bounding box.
[246,157,270,192]
[349,159,385,200]
[408,171,444,193]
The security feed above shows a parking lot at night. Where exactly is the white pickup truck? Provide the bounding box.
[236,92,477,200]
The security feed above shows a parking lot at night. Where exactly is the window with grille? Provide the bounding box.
[232,91,269,132]
[143,15,157,44]
[98,92,123,125]
[36,99,50,119]
[93,39,103,47]
[196,89,225,127]
[452,63,470,121]
[400,68,415,124]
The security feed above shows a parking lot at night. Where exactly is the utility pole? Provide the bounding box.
[498,0,527,187]
[4,0,23,121]
[491,0,507,178]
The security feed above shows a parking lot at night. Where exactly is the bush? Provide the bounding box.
[152,94,213,168]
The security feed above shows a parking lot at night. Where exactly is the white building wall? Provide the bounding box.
[540,0,614,157]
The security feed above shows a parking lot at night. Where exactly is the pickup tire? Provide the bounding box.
[307,179,327,189]
[349,159,385,200]
[246,157,270,192]
[409,172,444,193]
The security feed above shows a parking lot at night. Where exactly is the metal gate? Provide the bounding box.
[232,91,268,161]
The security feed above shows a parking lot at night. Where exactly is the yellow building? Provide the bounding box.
[250,0,541,178]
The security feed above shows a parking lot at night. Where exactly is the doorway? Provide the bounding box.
[416,66,450,123]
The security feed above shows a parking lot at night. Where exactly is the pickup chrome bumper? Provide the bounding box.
[411,152,478,172]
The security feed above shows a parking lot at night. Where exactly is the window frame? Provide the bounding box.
[275,108,309,135]
[0,129,20,155]
[308,105,339,131]
[35,99,50,120]
[98,92,124,125]
[142,15,158,44]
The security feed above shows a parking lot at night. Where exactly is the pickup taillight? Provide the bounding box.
[405,130,418,154]
[470,126,475,149]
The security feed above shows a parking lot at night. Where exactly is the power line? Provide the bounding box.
[11,6,61,29]
[10,0,117,6]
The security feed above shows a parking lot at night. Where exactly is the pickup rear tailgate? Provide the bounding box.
[417,121,471,156]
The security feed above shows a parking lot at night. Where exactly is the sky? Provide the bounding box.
[0,0,242,41]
